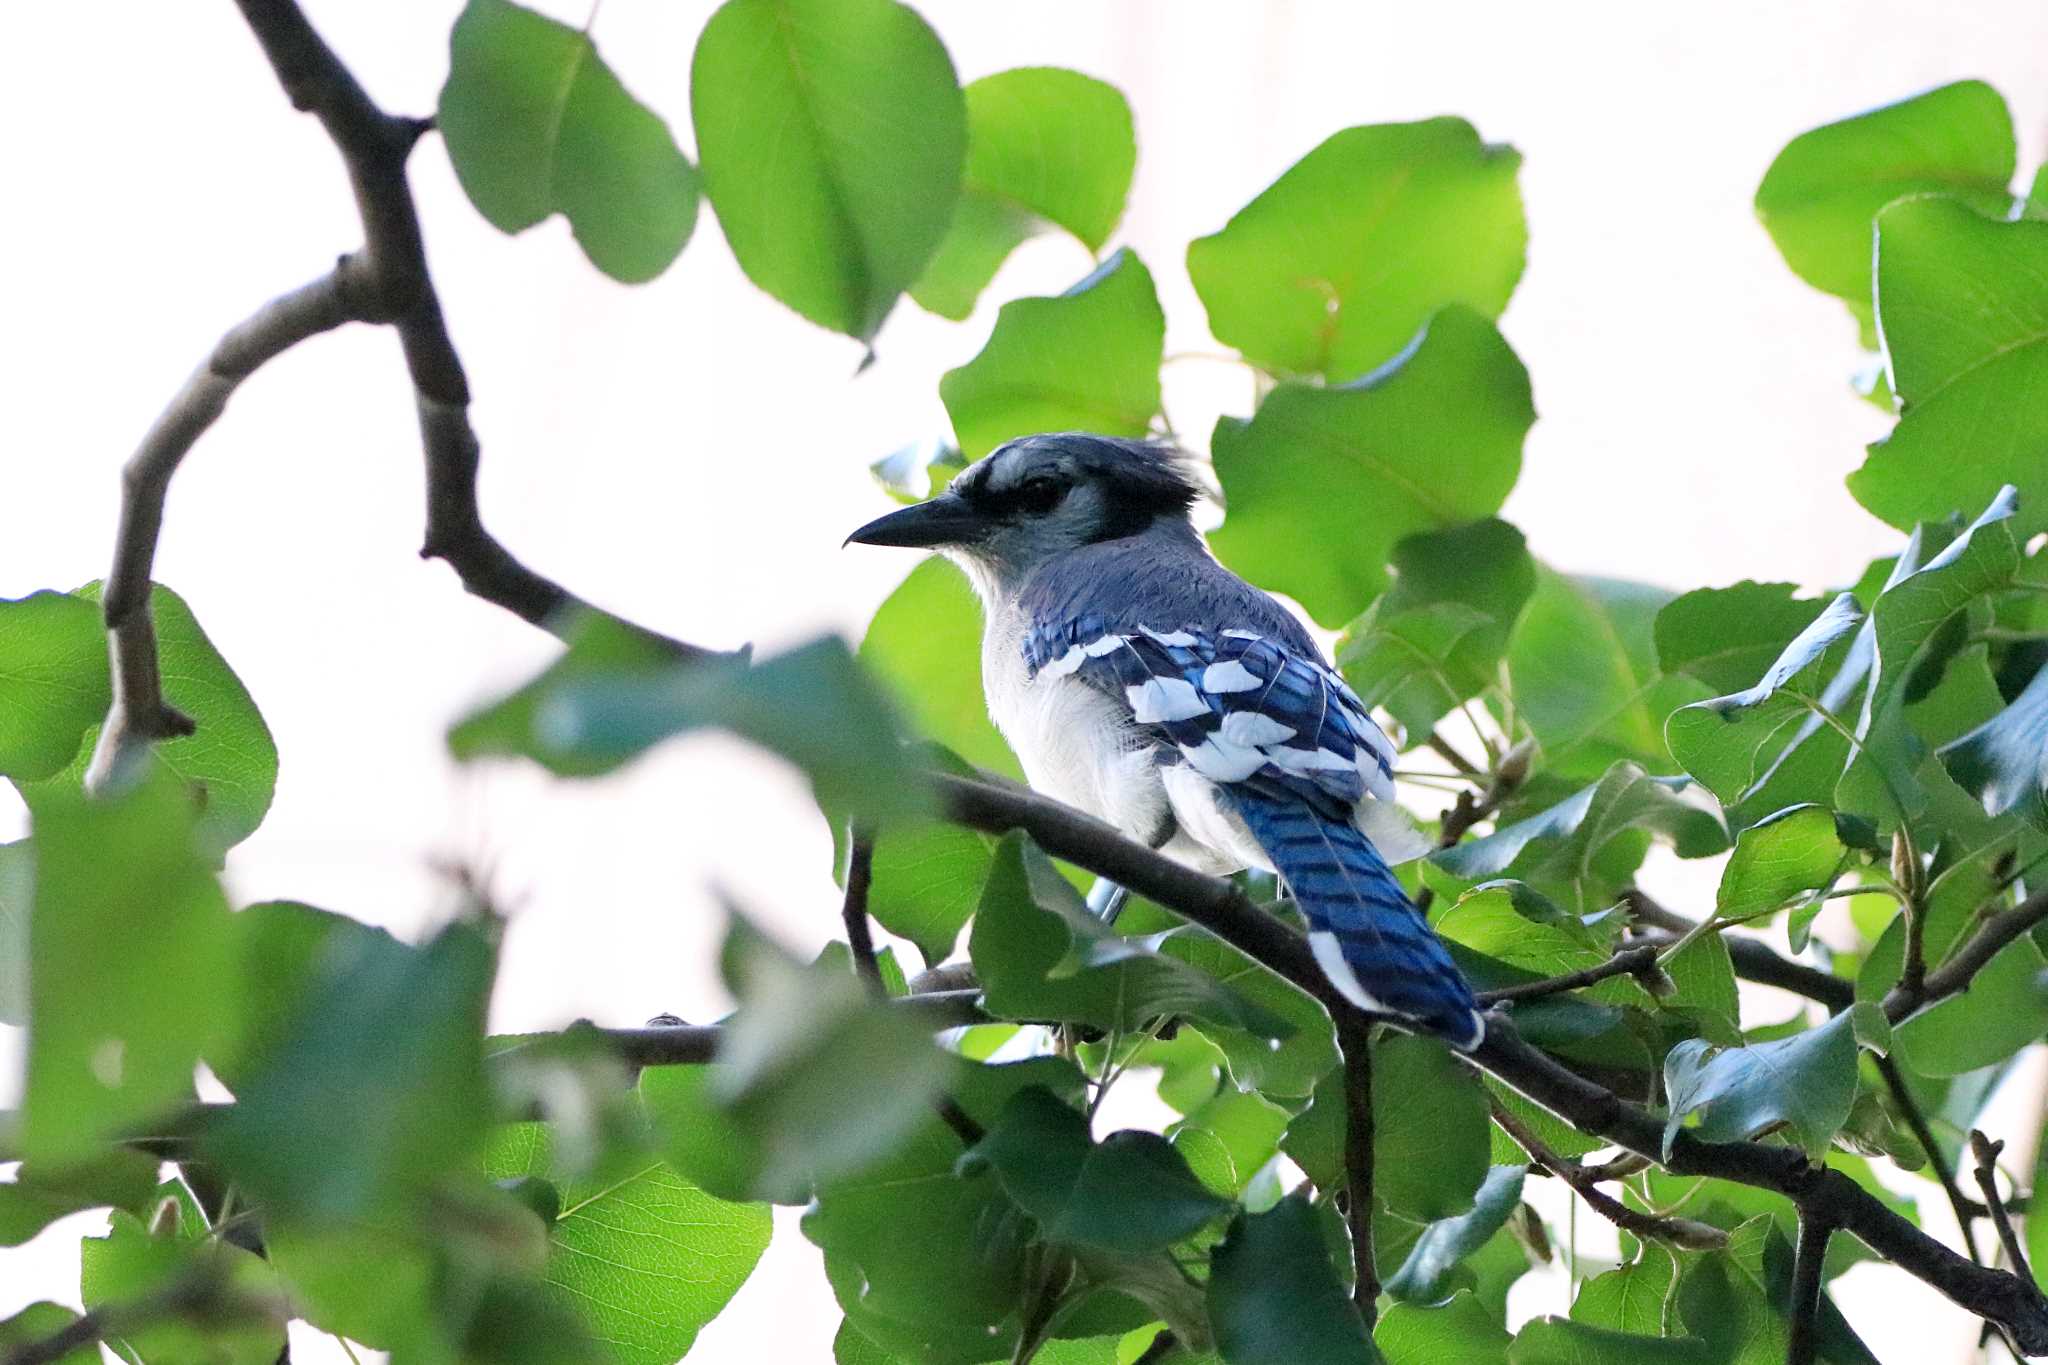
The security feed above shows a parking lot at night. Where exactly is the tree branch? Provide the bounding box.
[1336,1018,1378,1323]
[1876,1053,1983,1262]
[931,772,2048,1352]
[1787,1212,1833,1365]
[1884,889,2048,1025]
[1477,944,1671,1006]
[1623,890,1854,1012]
[1487,1099,1726,1251]
[1971,1131,2036,1284]
[842,828,882,996]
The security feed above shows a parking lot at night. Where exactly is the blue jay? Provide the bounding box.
[848,433,1483,1049]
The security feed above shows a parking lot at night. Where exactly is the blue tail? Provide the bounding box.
[1228,790,1483,1050]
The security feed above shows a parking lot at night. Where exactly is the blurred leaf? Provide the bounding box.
[1655,583,1831,696]
[1571,1249,1676,1335]
[211,900,395,1093]
[23,770,230,1165]
[1856,195,2048,530]
[1374,1035,1491,1222]
[80,1207,285,1365]
[690,0,964,340]
[1336,519,1536,739]
[1211,307,1533,627]
[0,1303,96,1364]
[941,248,1164,459]
[970,833,1292,1038]
[203,919,494,1222]
[454,629,930,824]
[1377,1290,1509,1365]
[1666,593,1865,807]
[0,839,27,1025]
[861,559,1016,777]
[1756,81,2012,326]
[966,1086,1229,1253]
[0,1148,158,1248]
[912,67,1135,319]
[1662,1010,1862,1160]
[645,915,953,1203]
[440,0,698,282]
[1209,1194,1381,1365]
[486,1121,770,1365]
[16,583,278,850]
[803,1058,1085,1363]
[1386,1164,1525,1303]
[1716,804,1847,928]
[1434,763,1726,903]
[1506,572,1705,782]
[0,591,108,782]
[1168,1087,1289,1197]
[264,1219,435,1352]
[1940,658,2048,821]
[1508,1317,1712,1364]
[1189,119,1524,382]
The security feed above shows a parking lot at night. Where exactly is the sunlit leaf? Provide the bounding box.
[0,592,108,783]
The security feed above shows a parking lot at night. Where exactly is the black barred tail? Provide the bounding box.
[1228,790,1484,1050]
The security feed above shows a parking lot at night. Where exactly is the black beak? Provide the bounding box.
[844,491,987,549]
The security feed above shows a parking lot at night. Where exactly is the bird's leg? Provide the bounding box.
[1087,877,1131,924]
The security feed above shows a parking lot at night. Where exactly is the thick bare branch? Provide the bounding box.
[932,771,2048,1352]
[1787,1212,1833,1365]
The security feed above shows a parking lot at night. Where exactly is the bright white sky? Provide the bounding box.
[5,1,2048,1360]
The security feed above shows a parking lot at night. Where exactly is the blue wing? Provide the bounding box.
[1022,616,1483,1049]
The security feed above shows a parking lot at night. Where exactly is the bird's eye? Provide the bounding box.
[1015,478,1066,515]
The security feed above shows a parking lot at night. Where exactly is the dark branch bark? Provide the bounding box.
[1971,1131,2036,1284]
[1787,1212,1832,1365]
[842,829,883,996]
[1477,944,1670,1006]
[1337,1019,1378,1323]
[1876,1053,1983,1262]
[932,772,2048,1353]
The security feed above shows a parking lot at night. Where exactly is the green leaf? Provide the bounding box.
[1756,81,2013,316]
[1655,583,1833,696]
[861,558,1016,777]
[1336,519,1535,739]
[15,583,278,850]
[0,1148,158,1248]
[0,1303,96,1365]
[1715,804,1847,926]
[1506,572,1705,782]
[0,839,28,1026]
[1377,1291,1509,1365]
[1434,762,1726,904]
[264,1219,436,1352]
[1660,934,1741,1044]
[440,0,698,283]
[1168,1087,1290,1197]
[1154,933,1338,1099]
[1572,1249,1677,1335]
[1941,657,2048,821]
[1509,1317,1712,1365]
[643,915,954,1202]
[690,0,964,340]
[1855,197,2048,530]
[23,770,231,1165]
[966,1086,1229,1252]
[0,592,108,782]
[1189,119,1524,382]
[1666,593,1865,807]
[1895,930,2048,1076]
[911,67,1135,319]
[1208,1194,1381,1365]
[1373,1035,1491,1222]
[1278,1069,1347,1190]
[81,1207,285,1365]
[1210,307,1534,627]
[486,1122,771,1365]
[803,1058,1085,1362]
[1433,883,1632,1005]
[453,627,930,823]
[970,833,1293,1038]
[940,249,1164,460]
[210,900,395,1093]
[1661,1009,1862,1159]
[825,748,995,969]
[1385,1164,1526,1303]
[202,919,494,1221]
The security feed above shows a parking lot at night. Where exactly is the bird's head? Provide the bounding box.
[845,433,1201,589]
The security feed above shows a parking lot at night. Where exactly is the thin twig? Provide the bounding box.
[1786,1212,1833,1365]
[1971,1131,2036,1284]
[1488,1100,1726,1251]
[1477,944,1671,1006]
[841,827,882,996]
[1876,1053,1983,1262]
[1426,732,1483,779]
[1623,890,1854,1012]
[1337,1018,1379,1324]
